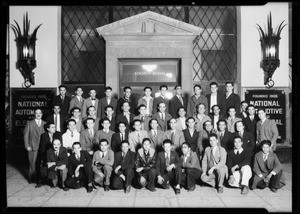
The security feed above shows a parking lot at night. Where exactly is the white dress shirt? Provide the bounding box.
[62,129,80,149]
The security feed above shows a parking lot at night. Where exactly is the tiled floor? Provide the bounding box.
[5,162,292,211]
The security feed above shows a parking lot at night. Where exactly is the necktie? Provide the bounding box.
[121,133,124,141]
[71,131,74,137]
[263,154,267,162]
[161,113,164,121]
[236,150,239,155]
[76,154,80,161]
[171,131,175,143]
[102,152,105,158]
[122,152,126,162]
[54,115,58,131]
[61,96,64,103]
[179,96,183,105]
[220,132,223,140]
[239,132,242,138]
[89,130,93,137]
[141,116,144,123]
[137,132,141,143]
[166,153,170,167]
[153,130,156,137]
[55,151,59,158]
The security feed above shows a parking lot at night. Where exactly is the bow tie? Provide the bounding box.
[91,98,96,101]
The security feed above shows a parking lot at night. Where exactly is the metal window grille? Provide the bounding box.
[61,6,236,85]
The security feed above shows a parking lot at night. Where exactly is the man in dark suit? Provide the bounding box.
[112,140,135,193]
[98,86,118,119]
[169,85,187,118]
[153,85,169,114]
[224,82,241,117]
[46,104,66,133]
[115,101,135,132]
[101,105,116,132]
[180,142,202,191]
[23,108,46,183]
[148,119,165,153]
[46,139,68,191]
[135,138,157,192]
[52,85,71,118]
[111,122,129,153]
[82,89,100,118]
[182,117,200,154]
[133,104,151,131]
[69,86,85,113]
[243,104,258,141]
[237,101,248,119]
[156,139,182,194]
[116,86,136,115]
[163,118,185,155]
[152,102,172,131]
[206,82,225,117]
[210,105,225,131]
[65,142,94,193]
[217,119,233,152]
[234,120,255,153]
[36,122,62,188]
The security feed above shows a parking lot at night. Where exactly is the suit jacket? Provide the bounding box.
[226,117,242,133]
[168,95,187,118]
[194,115,211,132]
[152,96,169,114]
[217,131,234,152]
[206,92,226,116]
[133,115,151,131]
[148,129,165,153]
[113,150,135,176]
[67,150,92,177]
[226,148,251,175]
[256,118,279,147]
[202,146,227,173]
[224,93,241,116]
[46,146,68,179]
[39,132,62,162]
[181,151,201,171]
[94,130,115,148]
[163,130,185,153]
[115,113,135,131]
[187,94,208,117]
[80,129,97,152]
[116,97,136,115]
[82,97,100,118]
[209,115,225,130]
[198,129,219,156]
[23,119,46,151]
[92,149,114,174]
[243,115,258,140]
[46,114,66,133]
[183,129,200,154]
[98,97,118,119]
[82,116,100,132]
[111,131,129,153]
[138,97,154,116]
[156,150,182,176]
[233,131,255,152]
[128,130,149,152]
[69,96,85,113]
[99,116,117,132]
[52,95,71,117]
[135,147,156,176]
[152,112,172,131]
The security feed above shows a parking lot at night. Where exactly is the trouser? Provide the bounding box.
[94,165,113,186]
[137,168,156,190]
[112,168,134,189]
[65,165,93,189]
[201,166,227,188]
[158,167,182,186]
[229,165,252,187]
[256,170,283,190]
[50,168,68,187]
[27,150,38,181]
[180,168,201,189]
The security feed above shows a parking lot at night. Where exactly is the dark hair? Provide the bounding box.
[196,103,206,110]
[217,119,227,126]
[35,108,43,114]
[101,117,111,124]
[212,104,220,110]
[121,140,130,146]
[261,140,271,147]
[71,107,81,113]
[247,104,255,111]
[53,103,61,109]
[235,120,244,127]
[75,86,83,91]
[100,139,109,145]
[122,101,130,106]
[142,138,151,145]
[193,84,201,90]
[168,118,177,124]
[67,119,76,125]
[257,108,266,113]
[208,133,218,139]
[132,119,141,126]
[87,105,96,112]
[45,122,55,129]
[58,85,67,90]
[118,121,126,127]
[85,117,95,124]
[159,85,168,90]
[123,86,132,92]
[209,82,218,87]
[228,106,236,111]
[177,107,186,113]
[241,100,248,105]
[143,86,152,91]
[150,118,158,124]
[203,120,212,127]
[137,104,146,110]
[233,136,242,142]
[104,105,114,111]
[163,139,173,145]
[225,81,234,86]
[105,86,112,91]
[181,142,191,148]
[186,117,195,123]
[72,141,81,147]
[174,85,181,90]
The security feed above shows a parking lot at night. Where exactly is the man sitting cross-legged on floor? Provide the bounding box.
[46,139,69,191]
[135,138,157,192]
[65,142,94,193]
[92,139,114,191]
[226,136,252,195]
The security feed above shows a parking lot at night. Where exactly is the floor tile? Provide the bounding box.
[42,196,93,207]
[178,196,225,207]
[54,187,97,197]
[252,187,292,197]
[13,185,58,197]
[134,195,178,207]
[261,196,292,212]
[7,196,51,207]
[216,186,256,197]
[89,196,135,207]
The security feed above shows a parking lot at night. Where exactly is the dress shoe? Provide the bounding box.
[270,187,277,193]
[162,181,170,189]
[188,186,196,192]
[175,188,180,195]
[148,187,156,192]
[92,182,98,189]
[125,185,131,193]
[241,185,249,195]
[87,186,93,193]
[217,186,224,193]
[35,183,42,188]
[62,186,69,191]
[104,185,110,191]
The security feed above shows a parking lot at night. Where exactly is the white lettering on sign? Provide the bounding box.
[17,101,47,107]
[249,100,280,106]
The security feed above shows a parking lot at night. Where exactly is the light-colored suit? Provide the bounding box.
[92,149,114,185]
[226,116,242,133]
[69,96,85,113]
[201,146,228,187]
[23,119,46,181]
[133,115,151,131]
[194,115,211,132]
[163,130,185,153]
[176,117,187,131]
[82,97,100,118]
[80,129,96,153]
[148,129,165,153]
[152,112,172,131]
[256,118,279,149]
[128,130,149,152]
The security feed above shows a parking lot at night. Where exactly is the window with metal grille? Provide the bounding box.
[61,6,237,86]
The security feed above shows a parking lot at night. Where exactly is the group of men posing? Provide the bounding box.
[23,82,285,195]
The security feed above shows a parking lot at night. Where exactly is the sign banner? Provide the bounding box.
[245,89,286,143]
